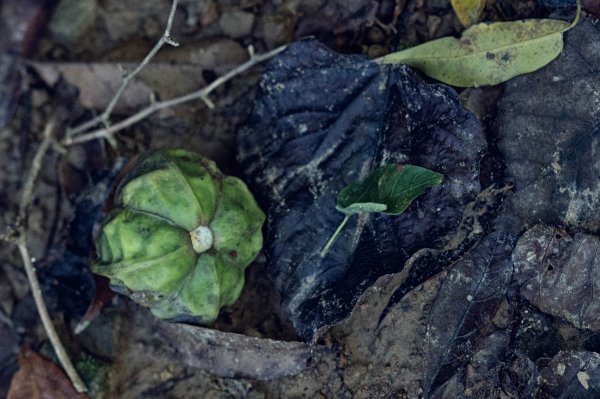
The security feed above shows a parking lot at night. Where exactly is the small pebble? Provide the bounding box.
[219,10,255,38]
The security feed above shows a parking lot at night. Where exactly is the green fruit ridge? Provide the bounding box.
[92,149,265,322]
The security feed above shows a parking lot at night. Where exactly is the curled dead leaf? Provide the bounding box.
[7,348,89,399]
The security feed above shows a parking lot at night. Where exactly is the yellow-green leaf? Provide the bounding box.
[379,3,580,87]
[451,0,485,28]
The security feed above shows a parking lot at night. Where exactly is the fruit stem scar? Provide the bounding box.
[190,225,214,253]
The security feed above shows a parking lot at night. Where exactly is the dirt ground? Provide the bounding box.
[2,0,598,398]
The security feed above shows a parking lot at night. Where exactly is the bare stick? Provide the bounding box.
[17,244,87,392]
[63,44,287,146]
[16,123,87,393]
[18,125,54,225]
[66,0,182,139]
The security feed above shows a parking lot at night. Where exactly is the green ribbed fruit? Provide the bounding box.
[92,149,265,323]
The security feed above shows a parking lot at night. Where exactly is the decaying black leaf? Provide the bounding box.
[539,351,600,398]
[498,351,540,398]
[463,331,508,396]
[512,224,600,332]
[431,331,509,399]
[422,231,515,396]
[495,18,600,230]
[510,298,565,361]
[237,40,485,339]
[39,143,117,320]
[0,55,20,128]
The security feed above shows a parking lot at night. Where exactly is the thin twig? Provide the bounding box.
[17,244,87,392]
[18,124,54,225]
[16,123,87,393]
[66,0,182,139]
[63,44,287,146]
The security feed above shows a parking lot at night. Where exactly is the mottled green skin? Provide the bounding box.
[92,149,265,322]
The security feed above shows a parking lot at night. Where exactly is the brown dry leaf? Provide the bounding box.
[7,348,89,399]
[451,0,485,28]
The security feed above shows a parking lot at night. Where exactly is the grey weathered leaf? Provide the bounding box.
[494,17,600,230]
[321,189,510,398]
[423,231,515,396]
[512,224,600,331]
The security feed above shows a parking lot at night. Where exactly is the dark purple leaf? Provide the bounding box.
[237,40,485,340]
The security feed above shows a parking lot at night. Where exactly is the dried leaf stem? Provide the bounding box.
[63,44,287,146]
[16,123,87,393]
[66,0,182,143]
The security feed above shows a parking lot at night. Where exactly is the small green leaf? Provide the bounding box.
[337,164,443,215]
[379,1,580,87]
[321,164,443,257]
